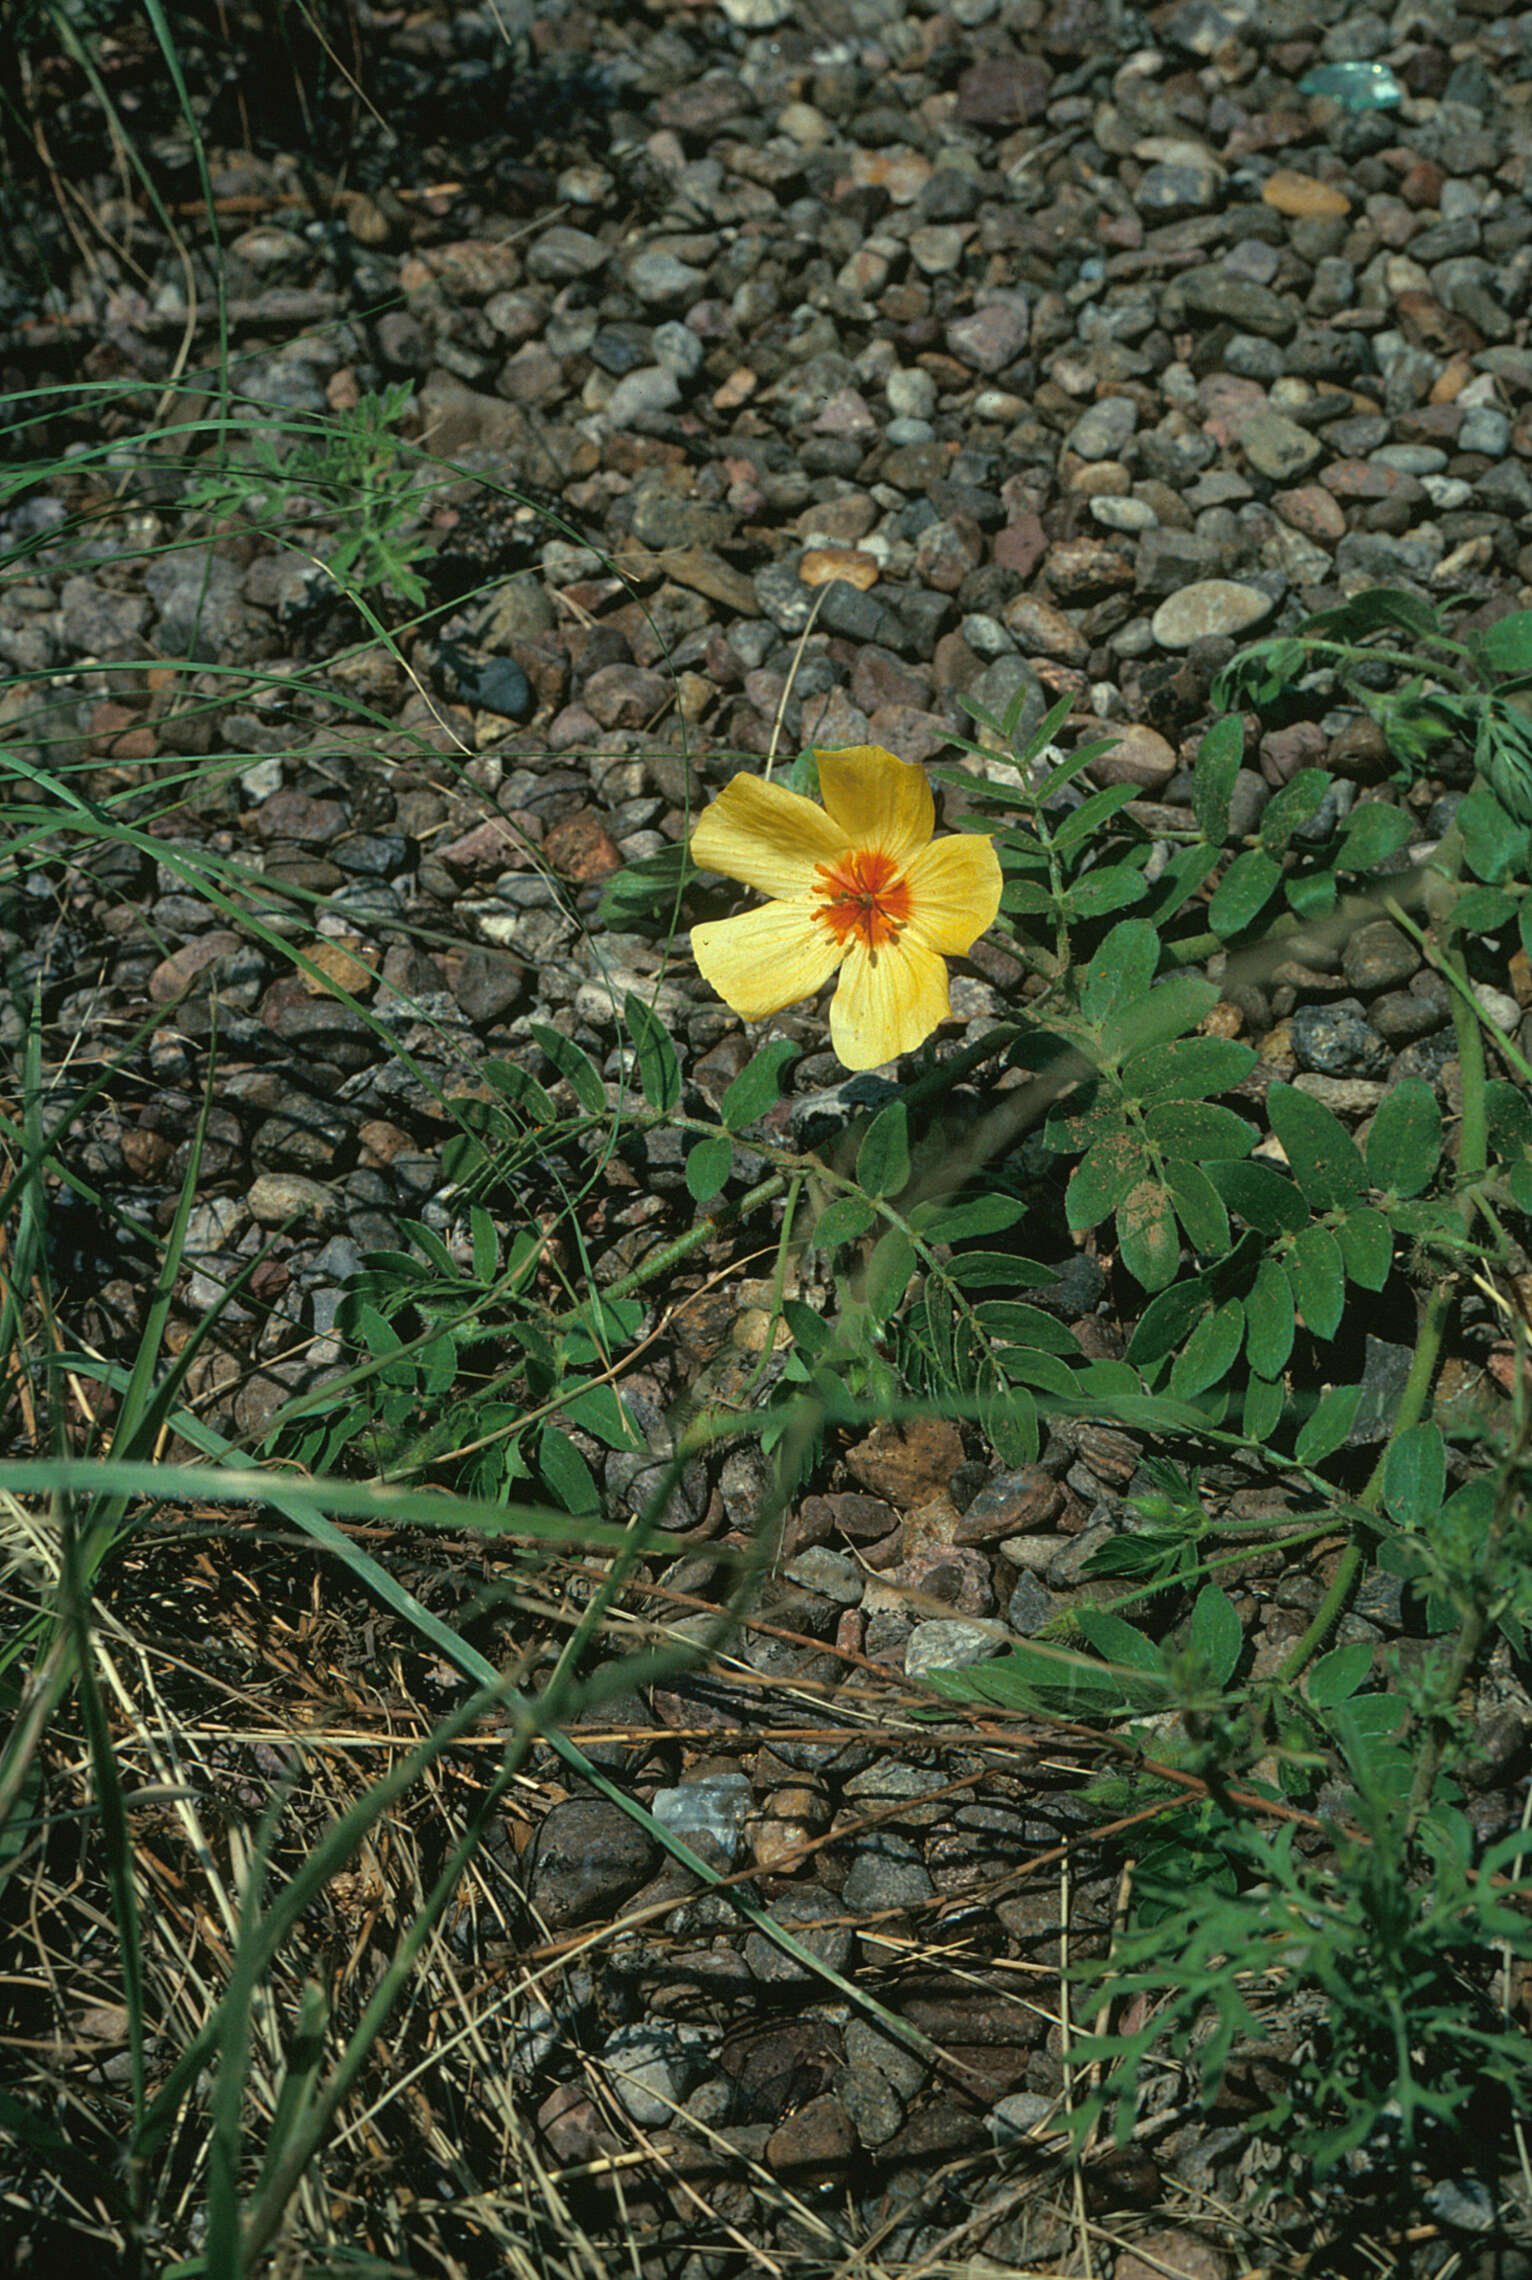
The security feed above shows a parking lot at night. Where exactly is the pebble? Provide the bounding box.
[1150,582,1278,649]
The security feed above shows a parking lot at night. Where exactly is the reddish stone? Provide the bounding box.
[544,810,622,881]
[953,53,1052,127]
[992,512,1047,578]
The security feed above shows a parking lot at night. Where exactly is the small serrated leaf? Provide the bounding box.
[1287,1222,1345,1339]
[1365,1077,1442,1199]
[1267,1084,1368,1211]
[1117,1177,1181,1292]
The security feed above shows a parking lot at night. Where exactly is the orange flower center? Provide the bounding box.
[813,847,912,954]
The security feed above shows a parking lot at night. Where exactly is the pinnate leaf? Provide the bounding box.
[1163,1158,1231,1253]
[685,1135,733,1204]
[1384,1421,1446,1529]
[1206,1155,1310,1235]
[1145,1099,1259,1161]
[1192,714,1244,846]
[1188,1583,1242,1687]
[1337,1206,1392,1292]
[1080,918,1158,1029]
[1126,1036,1257,1105]
[531,1022,607,1114]
[625,992,680,1112]
[1209,847,1281,937]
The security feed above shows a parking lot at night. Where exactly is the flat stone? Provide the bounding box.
[246,1172,339,1227]
[1273,485,1346,543]
[945,301,1029,374]
[1068,396,1139,460]
[1236,407,1323,480]
[1001,594,1089,663]
[625,250,707,306]
[906,1619,1009,1678]
[525,1797,657,1931]
[1262,170,1351,219]
[1151,580,1276,648]
[1084,721,1179,790]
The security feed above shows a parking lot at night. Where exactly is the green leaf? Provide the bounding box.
[1299,588,1446,646]
[1243,1373,1284,1442]
[863,1228,917,1321]
[1170,1299,1245,1399]
[995,1348,1081,1397]
[597,840,693,930]
[1267,1084,1368,1211]
[1294,1383,1363,1467]
[1364,1077,1442,1199]
[538,1426,601,1516]
[685,1135,733,1204]
[1337,800,1413,873]
[1384,1421,1446,1529]
[811,1194,876,1251]
[1051,781,1143,853]
[560,1382,644,1449]
[469,1204,498,1284]
[909,1193,1029,1240]
[1306,1639,1374,1709]
[624,992,680,1112]
[1127,1271,1213,1367]
[1076,1606,1167,1679]
[1067,1132,1152,1231]
[1287,1222,1345,1339]
[943,1251,1056,1290]
[1486,1079,1532,1161]
[781,1296,830,1355]
[530,1022,607,1115]
[1336,1206,1393,1291]
[720,1038,799,1129]
[1260,769,1331,856]
[1244,1255,1295,1379]
[484,1057,556,1122]
[1206,1157,1310,1236]
[1192,714,1244,846]
[1145,1099,1259,1161]
[1117,1177,1181,1292]
[1476,608,1532,677]
[858,1102,911,1196]
[1061,867,1149,919]
[1163,1158,1231,1254]
[1449,885,1517,934]
[1460,777,1532,880]
[1126,1037,1257,1105]
[1099,976,1220,1065]
[1188,1584,1242,1687]
[972,1301,1080,1355]
[1209,847,1281,938]
[1080,918,1159,1029]
[1478,697,1532,831]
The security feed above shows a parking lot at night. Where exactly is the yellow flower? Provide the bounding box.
[689,745,1003,1072]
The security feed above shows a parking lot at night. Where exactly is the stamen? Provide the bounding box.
[813,848,912,952]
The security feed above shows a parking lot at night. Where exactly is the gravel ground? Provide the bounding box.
[5,0,1532,2272]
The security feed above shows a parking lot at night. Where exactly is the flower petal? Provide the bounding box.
[691,773,849,899]
[815,746,935,865]
[829,932,951,1070]
[903,831,1004,955]
[691,900,843,1021]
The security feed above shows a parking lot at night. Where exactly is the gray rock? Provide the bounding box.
[651,1775,753,1865]
[904,1618,1009,1677]
[1068,396,1139,461]
[743,1886,855,1985]
[625,250,708,306]
[841,1832,936,1912]
[603,365,682,425]
[525,1796,658,1930]
[1151,580,1276,648]
[1289,1001,1391,1077]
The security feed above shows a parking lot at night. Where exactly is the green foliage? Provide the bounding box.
[186,382,435,610]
